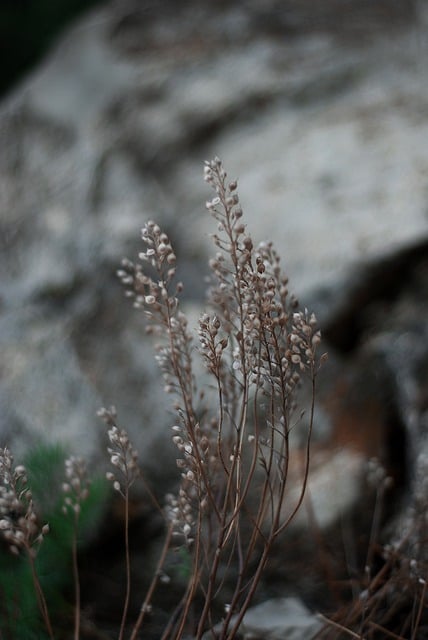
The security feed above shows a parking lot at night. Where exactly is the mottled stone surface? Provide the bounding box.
[1,1,427,475]
[2,1,427,637]
[203,597,322,640]
[1,6,427,625]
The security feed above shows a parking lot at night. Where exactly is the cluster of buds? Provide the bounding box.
[203,159,323,388]
[366,457,393,490]
[204,157,243,232]
[0,448,49,556]
[62,456,90,517]
[165,487,195,545]
[287,310,322,373]
[204,160,266,378]
[198,313,228,376]
[237,246,290,379]
[167,419,212,542]
[250,242,291,321]
[117,221,180,320]
[97,407,140,496]
[139,222,177,271]
[204,158,253,282]
[117,221,194,412]
[172,422,210,481]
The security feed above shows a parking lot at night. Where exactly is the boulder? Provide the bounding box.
[202,597,322,640]
[0,3,427,627]
[1,0,427,478]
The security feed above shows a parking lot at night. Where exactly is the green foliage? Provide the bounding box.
[0,443,109,637]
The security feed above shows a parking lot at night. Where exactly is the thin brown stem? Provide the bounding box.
[318,614,364,639]
[71,511,81,640]
[274,369,316,537]
[26,548,54,640]
[118,486,131,640]
[130,524,174,640]
[411,579,426,640]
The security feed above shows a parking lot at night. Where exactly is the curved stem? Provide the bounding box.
[130,524,173,640]
[27,548,54,640]
[72,510,81,640]
[118,486,131,640]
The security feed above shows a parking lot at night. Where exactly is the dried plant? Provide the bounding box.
[117,157,324,638]
[62,456,90,640]
[0,158,325,639]
[0,158,424,640]
[0,447,53,639]
[97,406,141,640]
[318,456,428,640]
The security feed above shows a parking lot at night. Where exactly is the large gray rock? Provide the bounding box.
[2,2,428,637]
[0,0,427,497]
[202,597,322,640]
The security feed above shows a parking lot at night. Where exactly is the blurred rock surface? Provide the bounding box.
[202,597,322,640]
[1,1,428,637]
[0,0,427,563]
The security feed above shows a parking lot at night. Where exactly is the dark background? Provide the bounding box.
[0,0,106,97]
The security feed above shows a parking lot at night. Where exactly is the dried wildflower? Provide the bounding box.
[118,222,194,420]
[61,456,91,640]
[117,221,179,320]
[98,406,140,496]
[98,407,142,640]
[0,447,48,556]
[62,456,90,516]
[168,417,213,543]
[118,158,324,638]
[0,448,54,637]
[165,488,195,544]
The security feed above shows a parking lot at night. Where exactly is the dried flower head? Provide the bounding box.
[0,447,48,556]
[117,222,194,413]
[117,222,179,320]
[117,158,325,637]
[62,456,90,516]
[98,406,140,496]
